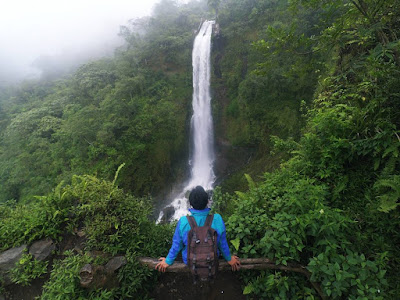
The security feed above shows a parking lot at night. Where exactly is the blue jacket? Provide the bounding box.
[165,208,232,265]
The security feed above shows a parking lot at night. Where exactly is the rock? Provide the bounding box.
[80,264,94,288]
[88,250,110,260]
[0,244,27,285]
[0,295,5,300]
[79,264,108,289]
[105,256,127,274]
[162,206,175,222]
[80,256,126,290]
[79,264,114,289]
[29,238,55,261]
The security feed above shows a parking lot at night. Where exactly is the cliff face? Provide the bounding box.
[209,22,290,192]
[211,28,254,188]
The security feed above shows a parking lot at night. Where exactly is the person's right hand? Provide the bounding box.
[228,255,241,271]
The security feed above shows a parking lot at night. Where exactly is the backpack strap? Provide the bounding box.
[204,214,214,227]
[187,215,197,229]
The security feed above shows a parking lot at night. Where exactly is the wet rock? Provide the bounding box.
[160,206,175,223]
[29,238,55,261]
[105,256,126,274]
[0,244,27,285]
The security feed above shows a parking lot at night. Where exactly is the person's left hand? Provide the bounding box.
[228,255,241,271]
[155,257,170,272]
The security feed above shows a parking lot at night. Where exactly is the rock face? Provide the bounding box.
[29,238,55,261]
[80,256,127,290]
[0,244,27,285]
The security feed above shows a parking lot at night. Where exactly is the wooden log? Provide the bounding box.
[138,257,307,274]
[138,257,326,300]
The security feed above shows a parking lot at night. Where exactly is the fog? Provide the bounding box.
[0,0,165,83]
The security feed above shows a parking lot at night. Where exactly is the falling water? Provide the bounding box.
[157,20,215,222]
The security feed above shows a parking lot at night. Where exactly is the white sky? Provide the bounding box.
[0,0,162,81]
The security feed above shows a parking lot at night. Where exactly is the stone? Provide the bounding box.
[29,238,55,261]
[160,206,175,223]
[0,244,27,285]
[80,264,94,288]
[80,264,115,289]
[104,256,127,274]
[80,256,127,290]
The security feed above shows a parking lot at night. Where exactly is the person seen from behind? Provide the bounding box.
[155,186,240,272]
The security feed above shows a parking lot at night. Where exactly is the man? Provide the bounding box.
[155,186,240,272]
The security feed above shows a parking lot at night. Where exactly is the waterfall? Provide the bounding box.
[157,20,215,222]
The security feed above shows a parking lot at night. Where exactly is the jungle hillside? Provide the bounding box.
[0,0,399,299]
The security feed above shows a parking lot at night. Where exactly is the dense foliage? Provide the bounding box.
[210,0,328,191]
[213,0,400,298]
[0,0,399,299]
[1,169,173,298]
[0,0,212,203]
[9,253,48,286]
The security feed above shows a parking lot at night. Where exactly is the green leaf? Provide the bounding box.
[231,238,240,251]
[244,173,256,189]
[243,284,254,295]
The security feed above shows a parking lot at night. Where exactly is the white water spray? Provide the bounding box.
[158,20,215,222]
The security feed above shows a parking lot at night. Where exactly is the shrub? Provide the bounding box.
[9,252,48,286]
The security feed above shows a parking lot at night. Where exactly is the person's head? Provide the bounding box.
[189,186,209,210]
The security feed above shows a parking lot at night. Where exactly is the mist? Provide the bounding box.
[0,0,167,84]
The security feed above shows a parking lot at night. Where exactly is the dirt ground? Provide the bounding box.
[151,271,246,300]
[2,266,246,300]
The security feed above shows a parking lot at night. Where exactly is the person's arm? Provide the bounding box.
[218,229,232,262]
[156,219,183,272]
[217,216,241,271]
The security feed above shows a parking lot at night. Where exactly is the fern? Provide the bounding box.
[374,175,400,212]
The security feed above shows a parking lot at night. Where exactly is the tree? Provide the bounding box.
[207,0,221,20]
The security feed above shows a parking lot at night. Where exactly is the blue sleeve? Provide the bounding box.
[217,216,232,262]
[165,220,183,265]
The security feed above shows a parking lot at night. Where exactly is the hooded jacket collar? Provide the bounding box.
[189,208,211,216]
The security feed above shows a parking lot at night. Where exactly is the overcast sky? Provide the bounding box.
[0,0,164,82]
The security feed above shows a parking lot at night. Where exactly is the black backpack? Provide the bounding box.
[187,214,218,282]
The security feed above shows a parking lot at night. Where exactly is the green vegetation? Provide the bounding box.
[211,0,326,192]
[2,170,173,298]
[10,253,48,286]
[0,0,213,203]
[0,0,399,299]
[214,0,400,298]
[40,251,112,300]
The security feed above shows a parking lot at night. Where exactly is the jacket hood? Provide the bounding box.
[188,208,211,216]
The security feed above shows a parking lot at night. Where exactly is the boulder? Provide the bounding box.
[80,256,126,290]
[105,256,126,274]
[160,206,175,223]
[29,238,55,261]
[80,264,95,288]
[0,244,27,285]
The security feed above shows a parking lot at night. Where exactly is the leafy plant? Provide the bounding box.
[10,253,48,286]
[40,251,98,300]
